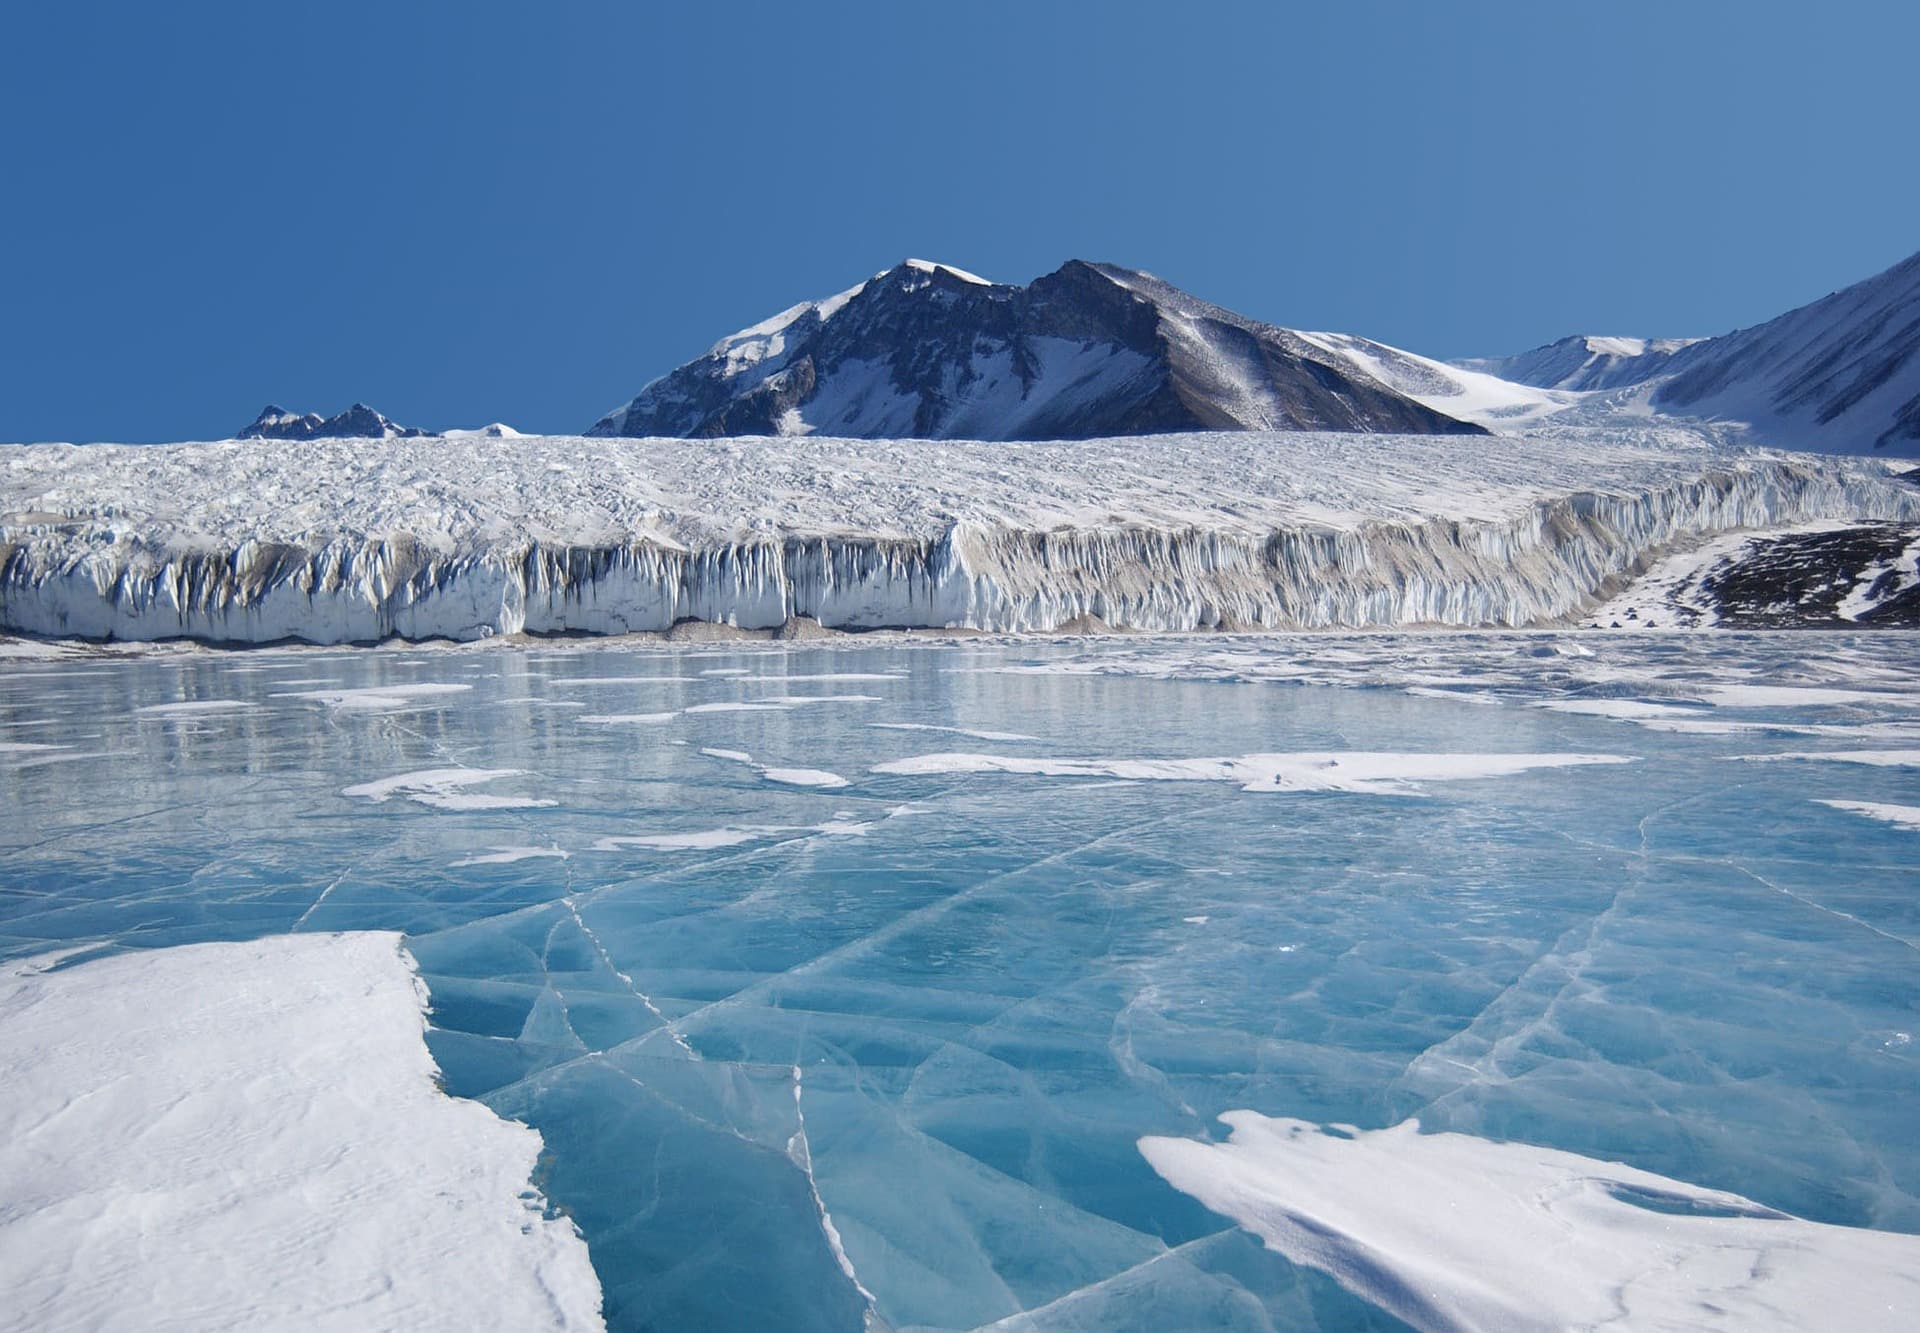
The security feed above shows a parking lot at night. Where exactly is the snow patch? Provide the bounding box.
[343,767,556,811]
[701,746,849,789]
[1819,800,1920,831]
[0,935,603,1331]
[1141,1112,1920,1333]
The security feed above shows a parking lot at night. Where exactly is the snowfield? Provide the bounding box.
[0,934,604,1331]
[1,427,1914,644]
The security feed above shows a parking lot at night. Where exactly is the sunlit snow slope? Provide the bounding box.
[1467,249,1920,456]
[2,428,1913,644]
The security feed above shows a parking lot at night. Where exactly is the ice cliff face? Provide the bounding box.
[588,260,1486,440]
[3,430,1913,645]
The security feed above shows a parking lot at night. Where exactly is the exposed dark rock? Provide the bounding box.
[1703,523,1920,627]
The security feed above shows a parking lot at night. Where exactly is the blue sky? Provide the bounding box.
[2,1,1914,441]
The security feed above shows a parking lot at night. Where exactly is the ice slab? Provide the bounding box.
[0,934,602,1331]
[1142,1112,1920,1333]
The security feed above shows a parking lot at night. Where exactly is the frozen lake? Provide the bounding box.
[4,632,1919,1330]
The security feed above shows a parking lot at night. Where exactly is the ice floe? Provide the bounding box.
[591,818,870,853]
[450,844,572,867]
[1736,749,1920,767]
[0,934,602,1331]
[871,750,1631,795]
[701,746,850,789]
[133,699,257,717]
[869,721,1041,741]
[1819,800,1920,831]
[278,682,472,712]
[1141,1112,1920,1333]
[343,767,557,810]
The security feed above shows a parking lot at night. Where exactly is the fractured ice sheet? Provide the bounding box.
[0,934,602,1331]
[5,632,1920,1332]
[1141,1112,1920,1332]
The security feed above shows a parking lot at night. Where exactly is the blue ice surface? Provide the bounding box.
[2,631,1917,1332]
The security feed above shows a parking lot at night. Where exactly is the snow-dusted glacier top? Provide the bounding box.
[2,427,1914,644]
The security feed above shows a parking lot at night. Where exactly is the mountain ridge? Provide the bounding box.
[588,259,1487,441]
[1462,250,1920,454]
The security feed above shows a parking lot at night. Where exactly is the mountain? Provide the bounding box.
[588,259,1486,440]
[1456,336,1703,392]
[237,403,430,440]
[1650,250,1920,454]
[1465,249,1920,454]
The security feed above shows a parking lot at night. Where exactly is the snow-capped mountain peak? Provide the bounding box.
[899,257,991,285]
[589,259,1485,440]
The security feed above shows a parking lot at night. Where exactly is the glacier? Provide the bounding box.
[4,631,1920,1330]
[1,427,1915,645]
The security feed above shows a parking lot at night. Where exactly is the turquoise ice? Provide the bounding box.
[3,632,1917,1331]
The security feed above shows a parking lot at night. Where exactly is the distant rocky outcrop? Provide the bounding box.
[237,404,430,440]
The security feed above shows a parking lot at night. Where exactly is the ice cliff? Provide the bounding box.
[1,429,1914,644]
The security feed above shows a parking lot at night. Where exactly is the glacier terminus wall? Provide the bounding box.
[1,430,1914,645]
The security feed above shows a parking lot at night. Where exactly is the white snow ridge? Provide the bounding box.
[1,427,1913,644]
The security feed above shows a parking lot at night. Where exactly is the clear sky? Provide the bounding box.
[3,1,1915,442]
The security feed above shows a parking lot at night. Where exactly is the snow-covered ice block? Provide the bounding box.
[1142,1112,1920,1332]
[0,933,603,1331]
